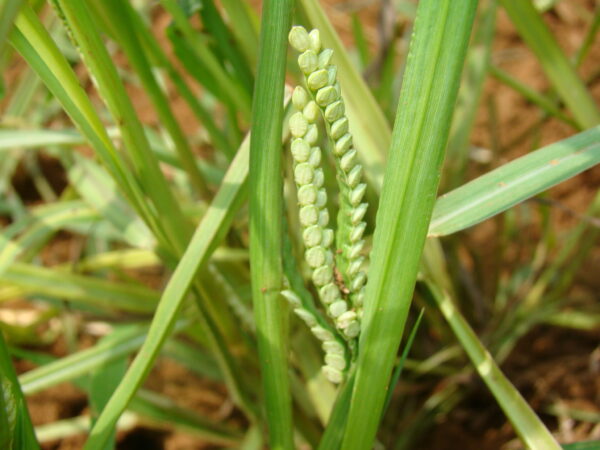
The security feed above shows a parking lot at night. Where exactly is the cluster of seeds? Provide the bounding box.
[281,289,347,383]
[288,26,369,312]
[288,83,360,339]
[282,25,373,383]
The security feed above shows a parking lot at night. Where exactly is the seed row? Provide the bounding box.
[281,289,346,383]
[288,85,360,339]
[289,26,369,312]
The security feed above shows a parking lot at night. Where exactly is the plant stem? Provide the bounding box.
[248,0,294,448]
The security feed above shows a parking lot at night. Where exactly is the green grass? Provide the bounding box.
[1,0,599,448]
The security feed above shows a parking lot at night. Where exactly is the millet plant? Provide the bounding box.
[1,0,599,449]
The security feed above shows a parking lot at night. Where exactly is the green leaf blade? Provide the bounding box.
[339,2,478,448]
[429,125,600,237]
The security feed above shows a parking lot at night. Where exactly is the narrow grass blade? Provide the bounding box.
[422,281,560,449]
[199,0,254,94]
[160,0,252,119]
[19,323,150,395]
[444,0,497,189]
[561,441,600,450]
[350,14,370,69]
[0,331,39,449]
[87,0,209,197]
[0,201,98,275]
[489,65,578,128]
[2,263,159,313]
[220,0,258,66]
[0,128,84,149]
[501,0,600,129]
[429,125,600,237]
[125,6,235,158]
[129,389,243,445]
[84,132,251,449]
[0,0,23,97]
[573,7,600,68]
[88,334,128,449]
[382,308,425,415]
[34,414,136,443]
[248,0,293,448]
[317,373,355,450]
[340,2,477,448]
[10,6,163,242]
[64,154,154,249]
[52,0,191,254]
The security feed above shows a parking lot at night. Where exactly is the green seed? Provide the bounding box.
[340,149,358,172]
[304,124,319,145]
[316,188,328,208]
[350,222,366,243]
[324,100,344,122]
[303,225,323,247]
[347,240,364,259]
[330,117,349,140]
[309,29,321,53]
[318,209,329,227]
[313,168,325,187]
[298,50,318,74]
[307,69,329,90]
[352,203,368,224]
[308,147,322,167]
[322,366,343,384]
[294,163,314,185]
[289,112,308,138]
[323,340,345,355]
[311,326,334,342]
[312,265,333,286]
[347,164,363,187]
[322,228,334,247]
[348,257,364,276]
[316,85,339,106]
[351,271,366,291]
[337,311,357,328]
[320,283,340,304]
[318,48,334,69]
[289,26,310,52]
[325,353,346,371]
[294,309,317,327]
[281,290,301,307]
[303,101,320,123]
[350,183,367,206]
[334,133,352,156]
[329,300,348,317]
[327,66,338,85]
[292,86,309,110]
[291,138,311,162]
[299,204,319,226]
[343,321,361,338]
[297,184,318,205]
[306,246,327,268]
